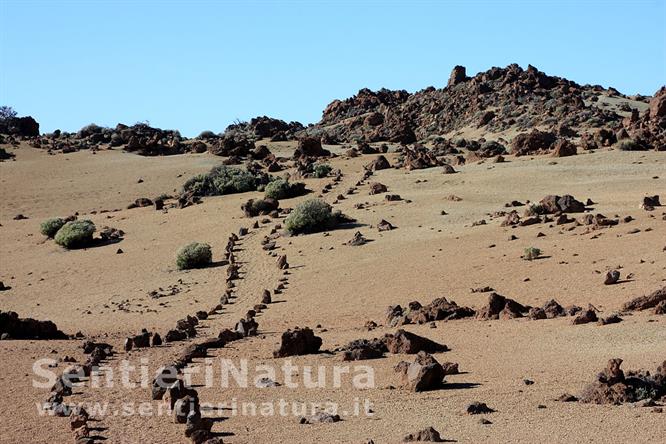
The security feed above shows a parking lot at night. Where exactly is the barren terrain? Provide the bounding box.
[0,141,664,443]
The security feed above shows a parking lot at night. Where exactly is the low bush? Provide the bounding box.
[182,165,270,197]
[242,198,279,217]
[176,242,212,270]
[264,178,307,200]
[312,164,332,178]
[523,247,541,261]
[40,218,66,238]
[285,199,339,234]
[54,220,96,249]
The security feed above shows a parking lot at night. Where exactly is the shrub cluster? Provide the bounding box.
[242,198,279,217]
[54,220,96,249]
[284,199,340,234]
[40,218,66,238]
[176,242,212,270]
[312,163,332,178]
[182,165,270,197]
[523,247,541,261]
[264,178,307,200]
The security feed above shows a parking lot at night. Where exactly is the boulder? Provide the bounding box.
[0,311,67,339]
[551,139,577,157]
[403,426,444,442]
[294,137,330,158]
[572,307,598,325]
[377,219,396,231]
[538,194,586,214]
[622,287,666,311]
[340,338,387,361]
[475,293,528,320]
[512,130,557,156]
[365,155,391,171]
[604,270,620,285]
[579,359,666,405]
[448,65,468,87]
[383,329,447,354]
[395,352,446,392]
[273,327,322,357]
[369,182,388,195]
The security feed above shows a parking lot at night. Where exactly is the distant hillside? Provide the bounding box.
[305,64,664,150]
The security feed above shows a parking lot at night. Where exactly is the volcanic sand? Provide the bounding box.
[0,143,665,443]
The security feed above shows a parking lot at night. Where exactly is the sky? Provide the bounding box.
[1,0,665,137]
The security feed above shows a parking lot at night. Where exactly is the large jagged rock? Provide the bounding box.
[403,426,444,442]
[225,116,304,140]
[528,299,567,320]
[365,155,391,171]
[551,139,577,157]
[400,145,445,170]
[339,338,387,361]
[383,329,448,354]
[0,116,40,137]
[622,287,666,311]
[538,194,586,214]
[580,359,666,405]
[386,297,475,326]
[511,130,557,155]
[293,137,330,159]
[273,327,322,357]
[395,352,446,392]
[0,311,67,339]
[622,86,666,150]
[118,123,184,156]
[447,65,468,87]
[208,132,254,157]
[476,293,529,320]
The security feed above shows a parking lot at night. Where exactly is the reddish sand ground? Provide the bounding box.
[0,143,664,443]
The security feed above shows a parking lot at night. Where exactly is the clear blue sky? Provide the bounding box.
[1,0,665,136]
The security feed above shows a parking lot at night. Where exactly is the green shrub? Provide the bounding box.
[54,220,96,249]
[176,242,212,270]
[285,199,338,234]
[264,178,307,200]
[40,218,66,238]
[616,139,644,151]
[634,386,658,401]
[265,178,290,200]
[312,164,332,178]
[182,174,212,195]
[523,247,541,261]
[182,165,268,197]
[242,198,279,217]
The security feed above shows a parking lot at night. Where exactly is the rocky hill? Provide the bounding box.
[306,64,665,150]
[2,64,664,154]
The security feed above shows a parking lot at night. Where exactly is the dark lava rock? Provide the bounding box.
[383,329,447,354]
[273,327,322,358]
